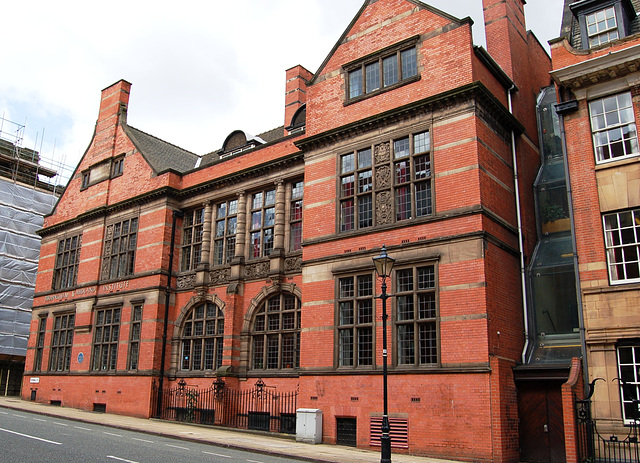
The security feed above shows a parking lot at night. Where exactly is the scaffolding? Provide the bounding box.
[0,114,73,195]
[0,115,66,395]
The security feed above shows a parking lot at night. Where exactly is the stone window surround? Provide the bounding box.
[343,35,421,105]
[178,179,304,273]
[336,127,433,234]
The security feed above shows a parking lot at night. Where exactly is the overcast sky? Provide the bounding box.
[1,0,564,185]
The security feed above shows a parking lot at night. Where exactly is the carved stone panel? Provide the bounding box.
[285,256,302,273]
[376,164,391,189]
[245,262,270,279]
[176,274,196,290]
[375,142,390,165]
[376,190,393,225]
[209,267,231,285]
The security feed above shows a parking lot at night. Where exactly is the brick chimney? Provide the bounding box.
[284,65,313,135]
[91,80,131,163]
[483,0,527,82]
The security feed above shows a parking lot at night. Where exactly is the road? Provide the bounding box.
[0,408,303,463]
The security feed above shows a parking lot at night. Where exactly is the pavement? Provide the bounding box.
[0,395,458,463]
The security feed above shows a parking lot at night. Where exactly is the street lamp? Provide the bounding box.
[372,244,395,463]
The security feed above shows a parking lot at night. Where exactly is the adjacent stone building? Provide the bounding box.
[550,0,640,459]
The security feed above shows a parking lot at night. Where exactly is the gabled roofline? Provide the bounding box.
[309,0,468,85]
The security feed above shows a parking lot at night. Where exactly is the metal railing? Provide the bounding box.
[152,378,298,434]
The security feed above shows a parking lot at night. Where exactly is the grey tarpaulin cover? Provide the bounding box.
[0,177,57,357]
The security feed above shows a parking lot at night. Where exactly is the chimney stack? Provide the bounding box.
[483,0,527,82]
[284,66,313,135]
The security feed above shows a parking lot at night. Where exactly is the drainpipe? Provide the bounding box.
[507,87,530,364]
[557,109,589,391]
[156,209,183,417]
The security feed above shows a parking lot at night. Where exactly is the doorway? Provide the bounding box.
[518,381,566,463]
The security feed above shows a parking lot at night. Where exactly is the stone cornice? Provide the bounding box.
[296,82,524,152]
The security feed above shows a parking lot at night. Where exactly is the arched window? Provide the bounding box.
[251,293,301,370]
[180,303,224,371]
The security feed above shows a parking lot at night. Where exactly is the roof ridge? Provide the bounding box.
[126,124,199,157]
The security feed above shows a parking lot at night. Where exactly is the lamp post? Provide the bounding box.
[373,244,395,463]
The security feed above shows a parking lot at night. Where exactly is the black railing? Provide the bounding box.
[152,378,298,434]
[577,379,640,463]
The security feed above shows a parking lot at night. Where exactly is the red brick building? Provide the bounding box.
[549,0,640,461]
[23,1,558,461]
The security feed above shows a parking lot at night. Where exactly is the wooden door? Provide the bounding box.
[518,381,566,463]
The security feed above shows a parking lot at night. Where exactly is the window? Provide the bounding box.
[49,313,74,372]
[92,307,121,371]
[340,149,373,231]
[128,304,143,370]
[251,294,301,370]
[617,344,640,423]
[81,171,90,188]
[337,274,374,367]
[290,181,304,251]
[180,303,224,371]
[52,234,82,290]
[182,208,204,271]
[586,7,618,48]
[34,316,47,372]
[347,45,418,100]
[339,130,432,232]
[250,189,276,258]
[102,218,138,280]
[589,92,639,163]
[214,200,237,266]
[395,265,438,366]
[111,156,124,177]
[604,209,640,284]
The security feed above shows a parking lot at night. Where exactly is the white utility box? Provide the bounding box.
[296,408,323,444]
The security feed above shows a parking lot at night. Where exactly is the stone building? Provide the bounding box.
[549,0,640,460]
[22,1,559,461]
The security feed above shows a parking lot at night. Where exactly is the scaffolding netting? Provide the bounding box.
[0,177,57,356]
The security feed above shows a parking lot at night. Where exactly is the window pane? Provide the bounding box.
[349,69,363,98]
[383,55,398,87]
[365,62,380,93]
[401,48,417,78]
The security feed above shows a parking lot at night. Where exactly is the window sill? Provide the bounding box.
[344,75,421,107]
[595,154,639,170]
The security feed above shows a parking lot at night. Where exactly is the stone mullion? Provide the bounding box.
[200,201,213,269]
[273,179,286,253]
[233,191,247,261]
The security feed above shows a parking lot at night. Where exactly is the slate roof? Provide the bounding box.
[124,125,200,174]
[561,0,640,48]
[199,126,287,168]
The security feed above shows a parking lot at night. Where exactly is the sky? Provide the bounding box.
[1,0,564,185]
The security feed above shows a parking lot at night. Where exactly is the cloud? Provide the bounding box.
[1,0,563,182]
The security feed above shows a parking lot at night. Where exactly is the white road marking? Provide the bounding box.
[247,460,265,463]
[202,451,232,458]
[52,421,69,427]
[33,418,47,422]
[103,431,123,437]
[165,444,190,450]
[74,425,91,431]
[132,437,154,443]
[107,456,139,463]
[0,411,7,414]
[0,427,62,445]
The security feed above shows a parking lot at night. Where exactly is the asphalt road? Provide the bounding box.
[0,408,303,463]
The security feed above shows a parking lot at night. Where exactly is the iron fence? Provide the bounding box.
[152,378,298,434]
[577,379,640,463]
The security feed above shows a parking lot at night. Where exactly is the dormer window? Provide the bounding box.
[572,0,637,50]
[345,36,420,103]
[586,7,619,47]
[219,130,265,159]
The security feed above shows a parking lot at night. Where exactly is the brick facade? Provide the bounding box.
[23,1,553,461]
